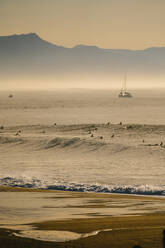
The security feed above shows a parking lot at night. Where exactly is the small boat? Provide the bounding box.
[118,75,132,98]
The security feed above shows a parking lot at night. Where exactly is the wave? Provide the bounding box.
[0,134,129,154]
[45,137,81,149]
[0,135,108,150]
[0,176,165,196]
[44,137,126,152]
[0,136,24,144]
[45,136,107,149]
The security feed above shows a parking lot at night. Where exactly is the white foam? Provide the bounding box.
[14,229,112,242]
[0,176,165,196]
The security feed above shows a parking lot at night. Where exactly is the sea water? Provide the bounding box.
[0,89,165,195]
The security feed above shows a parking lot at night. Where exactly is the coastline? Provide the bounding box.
[0,186,165,247]
[0,185,164,199]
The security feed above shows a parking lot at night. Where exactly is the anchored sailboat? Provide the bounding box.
[118,75,132,98]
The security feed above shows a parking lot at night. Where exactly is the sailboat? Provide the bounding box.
[118,75,132,98]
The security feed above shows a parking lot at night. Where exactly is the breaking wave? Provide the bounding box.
[45,137,81,149]
[44,136,107,150]
[0,135,128,153]
[0,176,165,196]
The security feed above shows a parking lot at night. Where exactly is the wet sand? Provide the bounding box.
[0,187,165,247]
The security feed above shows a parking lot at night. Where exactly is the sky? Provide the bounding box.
[0,0,165,50]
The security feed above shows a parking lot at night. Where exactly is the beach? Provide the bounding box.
[0,187,165,247]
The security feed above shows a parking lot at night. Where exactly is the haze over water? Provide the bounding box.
[1,89,165,126]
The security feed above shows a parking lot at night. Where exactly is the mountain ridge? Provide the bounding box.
[0,33,165,87]
[0,33,164,52]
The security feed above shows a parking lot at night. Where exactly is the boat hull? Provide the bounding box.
[118,91,132,98]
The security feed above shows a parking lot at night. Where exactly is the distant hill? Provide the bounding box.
[0,33,165,87]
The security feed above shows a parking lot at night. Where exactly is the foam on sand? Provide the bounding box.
[14,229,112,242]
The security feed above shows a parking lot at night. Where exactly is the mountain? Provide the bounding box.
[0,33,165,88]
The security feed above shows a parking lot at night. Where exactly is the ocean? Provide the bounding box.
[0,89,165,196]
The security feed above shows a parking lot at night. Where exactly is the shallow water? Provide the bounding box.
[14,229,111,242]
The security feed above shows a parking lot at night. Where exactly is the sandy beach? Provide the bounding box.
[0,187,165,247]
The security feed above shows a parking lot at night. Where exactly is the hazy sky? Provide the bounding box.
[0,0,165,49]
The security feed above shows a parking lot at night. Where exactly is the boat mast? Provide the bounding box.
[123,74,127,92]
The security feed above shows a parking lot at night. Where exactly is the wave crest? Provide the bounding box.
[45,137,81,149]
[0,177,165,196]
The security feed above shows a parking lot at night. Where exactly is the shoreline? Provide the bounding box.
[0,187,165,247]
[0,185,165,199]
